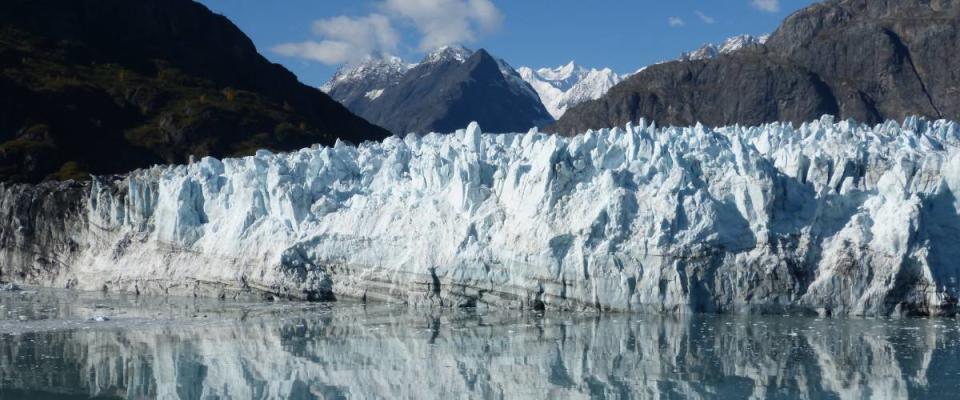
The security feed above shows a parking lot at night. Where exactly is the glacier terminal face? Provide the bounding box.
[2,116,960,316]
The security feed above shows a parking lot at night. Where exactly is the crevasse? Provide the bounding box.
[4,116,960,315]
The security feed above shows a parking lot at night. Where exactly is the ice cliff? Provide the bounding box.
[2,116,960,316]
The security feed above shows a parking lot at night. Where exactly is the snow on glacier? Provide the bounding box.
[51,116,960,315]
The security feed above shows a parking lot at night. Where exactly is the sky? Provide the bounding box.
[197,0,819,88]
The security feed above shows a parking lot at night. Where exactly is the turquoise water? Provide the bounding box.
[0,289,959,399]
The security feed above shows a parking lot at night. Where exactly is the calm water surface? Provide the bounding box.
[0,289,959,399]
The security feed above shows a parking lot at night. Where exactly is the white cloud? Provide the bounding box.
[274,0,503,64]
[381,0,504,51]
[668,16,685,27]
[751,0,780,12]
[694,10,715,24]
[273,41,351,64]
[272,14,398,64]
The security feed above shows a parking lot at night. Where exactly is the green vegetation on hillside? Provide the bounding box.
[0,0,389,183]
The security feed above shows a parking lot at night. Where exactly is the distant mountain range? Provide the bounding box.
[513,35,768,120]
[517,63,623,120]
[323,34,769,125]
[0,0,388,183]
[551,0,960,134]
[679,34,769,61]
[322,46,552,135]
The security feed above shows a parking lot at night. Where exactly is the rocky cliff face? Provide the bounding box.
[551,0,960,134]
[1,117,959,316]
[0,0,389,182]
[0,181,87,285]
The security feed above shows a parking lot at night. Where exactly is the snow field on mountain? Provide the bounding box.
[518,62,622,119]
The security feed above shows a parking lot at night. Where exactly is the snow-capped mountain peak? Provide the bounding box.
[536,61,578,82]
[321,45,553,133]
[419,45,541,102]
[323,46,530,96]
[518,61,622,119]
[719,34,768,53]
[423,45,474,64]
[680,34,769,61]
[320,56,412,93]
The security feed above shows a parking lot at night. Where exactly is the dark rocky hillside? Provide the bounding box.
[0,0,389,182]
[551,0,960,134]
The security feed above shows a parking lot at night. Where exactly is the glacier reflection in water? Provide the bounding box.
[1,290,960,399]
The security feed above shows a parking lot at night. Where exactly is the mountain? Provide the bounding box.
[515,35,766,121]
[517,62,623,119]
[320,56,414,112]
[323,46,553,135]
[4,117,960,316]
[550,0,960,135]
[680,34,769,61]
[0,0,390,183]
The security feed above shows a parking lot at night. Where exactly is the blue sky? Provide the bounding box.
[197,0,818,87]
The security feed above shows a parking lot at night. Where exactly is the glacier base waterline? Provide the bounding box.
[2,116,960,316]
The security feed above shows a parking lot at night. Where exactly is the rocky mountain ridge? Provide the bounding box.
[679,34,769,61]
[551,0,960,134]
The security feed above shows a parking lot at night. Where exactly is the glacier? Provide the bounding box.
[2,116,960,316]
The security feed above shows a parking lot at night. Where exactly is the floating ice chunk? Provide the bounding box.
[0,283,20,292]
